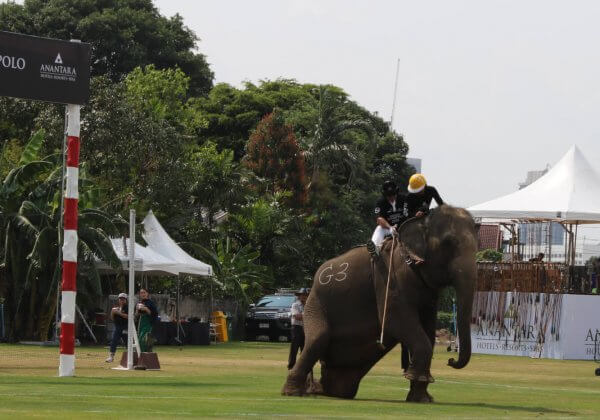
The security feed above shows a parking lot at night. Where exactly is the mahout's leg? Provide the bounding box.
[400,344,410,372]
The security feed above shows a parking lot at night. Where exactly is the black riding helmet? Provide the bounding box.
[382,180,398,196]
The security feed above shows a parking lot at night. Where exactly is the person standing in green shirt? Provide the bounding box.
[136,288,158,352]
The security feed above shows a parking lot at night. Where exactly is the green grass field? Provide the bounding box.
[1,342,599,419]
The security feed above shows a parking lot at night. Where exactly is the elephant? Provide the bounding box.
[282,204,478,402]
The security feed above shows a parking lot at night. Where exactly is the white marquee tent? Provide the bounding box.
[142,211,213,277]
[96,238,181,275]
[468,145,600,223]
[95,211,213,277]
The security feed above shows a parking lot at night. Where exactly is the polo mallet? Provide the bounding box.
[377,235,396,349]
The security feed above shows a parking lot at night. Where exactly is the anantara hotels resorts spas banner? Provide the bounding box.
[471,291,600,360]
[0,31,90,104]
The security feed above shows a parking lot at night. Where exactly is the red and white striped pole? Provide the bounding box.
[59,104,80,377]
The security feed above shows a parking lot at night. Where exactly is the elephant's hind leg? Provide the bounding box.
[282,301,330,396]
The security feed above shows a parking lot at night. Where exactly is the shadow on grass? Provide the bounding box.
[353,398,574,415]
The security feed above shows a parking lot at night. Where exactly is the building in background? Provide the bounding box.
[406,157,421,174]
[518,166,550,190]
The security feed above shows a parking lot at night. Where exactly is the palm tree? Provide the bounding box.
[300,86,375,190]
[190,237,270,305]
[0,130,122,341]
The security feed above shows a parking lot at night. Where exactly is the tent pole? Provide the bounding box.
[127,209,136,370]
[210,281,214,326]
[573,223,579,291]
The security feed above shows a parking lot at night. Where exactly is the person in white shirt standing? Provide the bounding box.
[287,288,309,370]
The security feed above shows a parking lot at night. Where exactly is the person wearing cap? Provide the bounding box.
[105,293,129,363]
[288,288,309,370]
[405,173,444,218]
[366,180,408,258]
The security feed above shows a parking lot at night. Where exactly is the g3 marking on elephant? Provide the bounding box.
[317,262,349,285]
[282,205,478,403]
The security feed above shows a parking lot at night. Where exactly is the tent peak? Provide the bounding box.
[468,145,600,223]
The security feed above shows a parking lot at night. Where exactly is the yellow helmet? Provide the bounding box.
[408,173,427,193]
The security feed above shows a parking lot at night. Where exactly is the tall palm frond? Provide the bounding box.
[18,129,45,165]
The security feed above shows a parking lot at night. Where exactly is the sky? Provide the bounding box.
[152,0,600,211]
[4,0,600,240]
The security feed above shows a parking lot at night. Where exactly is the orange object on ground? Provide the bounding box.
[211,311,228,342]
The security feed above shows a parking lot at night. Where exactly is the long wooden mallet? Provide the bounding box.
[377,235,396,349]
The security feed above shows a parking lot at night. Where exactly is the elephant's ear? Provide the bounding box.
[398,217,427,260]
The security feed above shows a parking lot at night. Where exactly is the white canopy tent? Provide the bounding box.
[96,212,213,278]
[468,145,600,266]
[95,238,181,276]
[142,211,213,277]
[468,145,600,223]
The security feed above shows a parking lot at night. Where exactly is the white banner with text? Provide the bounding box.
[470,292,600,360]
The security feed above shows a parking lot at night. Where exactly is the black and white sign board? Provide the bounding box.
[0,31,91,104]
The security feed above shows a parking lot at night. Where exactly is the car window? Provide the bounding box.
[256,295,295,308]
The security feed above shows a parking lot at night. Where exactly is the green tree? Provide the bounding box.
[187,141,247,231]
[476,249,503,262]
[0,0,213,96]
[125,65,207,132]
[35,76,190,218]
[0,98,44,148]
[0,139,23,181]
[193,237,270,304]
[244,110,307,206]
[294,86,375,189]
[193,80,315,159]
[0,130,121,341]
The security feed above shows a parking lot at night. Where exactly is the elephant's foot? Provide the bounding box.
[281,371,307,396]
[305,371,324,395]
[404,367,434,383]
[406,381,434,403]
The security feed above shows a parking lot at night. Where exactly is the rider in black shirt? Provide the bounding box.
[367,180,407,258]
[405,174,444,217]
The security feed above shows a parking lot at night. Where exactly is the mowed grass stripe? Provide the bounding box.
[1,342,599,418]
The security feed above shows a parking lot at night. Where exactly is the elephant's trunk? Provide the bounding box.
[448,266,475,369]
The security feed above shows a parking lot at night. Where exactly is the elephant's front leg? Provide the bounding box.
[408,295,438,403]
[401,326,435,402]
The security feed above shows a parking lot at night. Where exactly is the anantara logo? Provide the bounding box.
[584,328,600,356]
[474,321,543,352]
[39,51,77,82]
[0,54,26,70]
